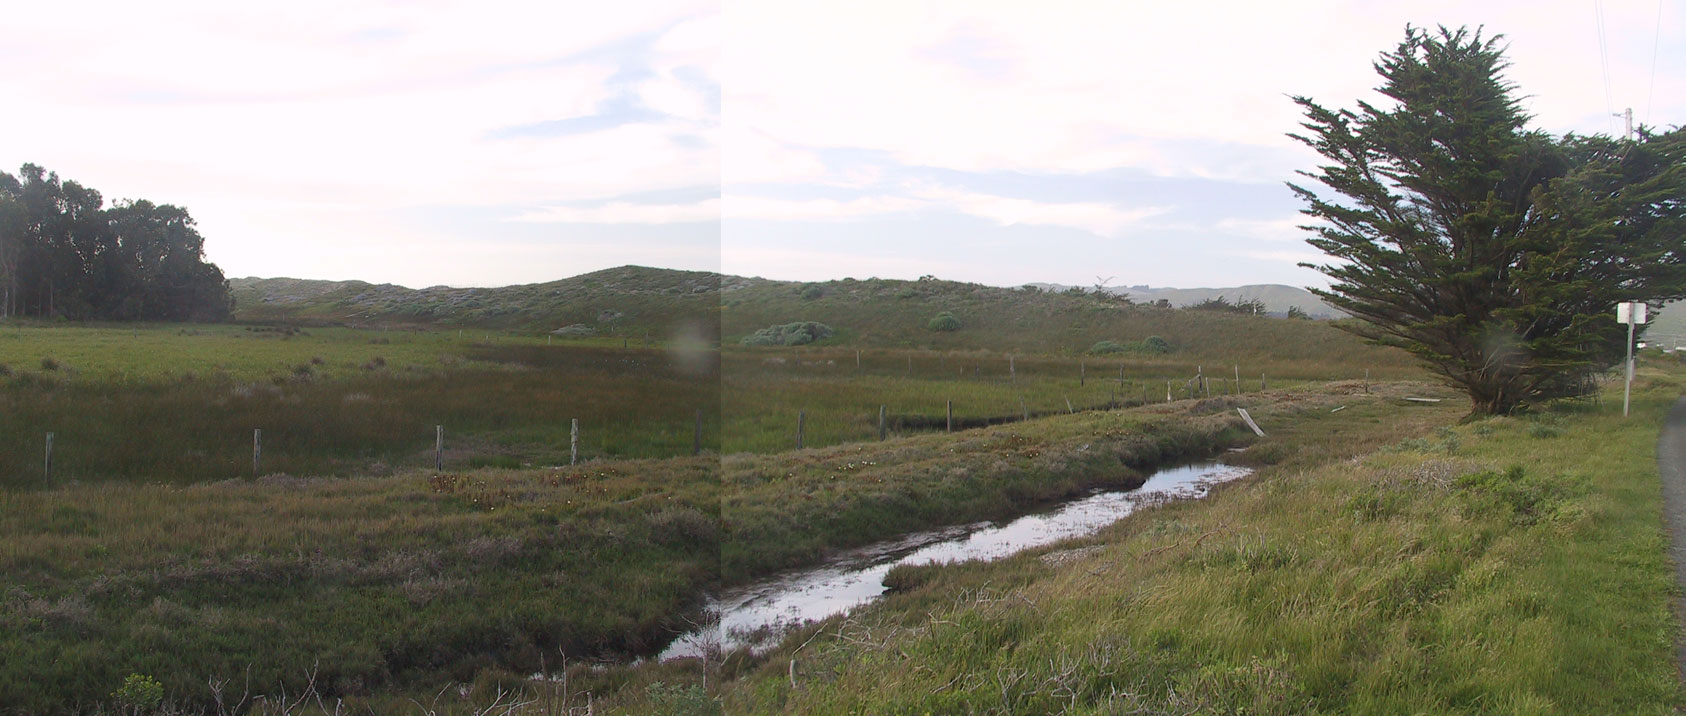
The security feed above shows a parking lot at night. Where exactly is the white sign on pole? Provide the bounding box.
[1617,302,1646,417]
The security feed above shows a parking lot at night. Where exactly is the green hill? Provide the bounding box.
[721,275,1409,368]
[231,265,721,339]
[231,267,1410,368]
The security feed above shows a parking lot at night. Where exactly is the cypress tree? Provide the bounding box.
[1290,26,1686,415]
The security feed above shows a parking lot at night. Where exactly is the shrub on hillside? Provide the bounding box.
[800,285,824,300]
[927,312,961,332]
[740,321,834,346]
[551,324,596,337]
[1089,336,1172,355]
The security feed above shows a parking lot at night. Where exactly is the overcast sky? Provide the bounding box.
[3,1,1681,289]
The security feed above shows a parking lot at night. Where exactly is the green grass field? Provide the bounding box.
[0,324,719,488]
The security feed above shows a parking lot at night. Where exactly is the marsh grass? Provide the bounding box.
[711,365,1686,715]
[721,347,1357,454]
[0,457,721,714]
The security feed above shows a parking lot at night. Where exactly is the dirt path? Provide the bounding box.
[1658,397,1686,675]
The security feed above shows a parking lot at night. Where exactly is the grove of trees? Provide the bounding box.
[0,164,231,322]
[1291,27,1686,415]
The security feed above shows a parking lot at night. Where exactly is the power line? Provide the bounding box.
[1645,0,1664,126]
[1595,0,1617,134]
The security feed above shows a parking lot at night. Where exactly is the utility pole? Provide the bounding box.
[1616,107,1634,140]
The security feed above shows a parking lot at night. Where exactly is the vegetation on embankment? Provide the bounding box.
[0,457,721,714]
[720,382,1423,583]
[713,364,1686,715]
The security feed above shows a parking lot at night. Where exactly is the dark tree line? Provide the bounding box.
[0,164,231,321]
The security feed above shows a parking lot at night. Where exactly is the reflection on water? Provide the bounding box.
[660,461,1252,660]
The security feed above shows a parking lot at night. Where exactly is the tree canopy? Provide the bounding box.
[0,164,231,321]
[1290,26,1686,415]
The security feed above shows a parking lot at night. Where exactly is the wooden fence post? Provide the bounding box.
[1080,362,1085,387]
[1010,355,1015,382]
[44,432,54,486]
[253,429,262,477]
[797,411,805,449]
[570,419,579,465]
[946,400,953,432]
[878,405,887,441]
[1261,372,1267,391]
[435,425,443,471]
[856,350,861,370]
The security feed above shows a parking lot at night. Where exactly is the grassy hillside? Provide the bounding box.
[1029,283,1338,317]
[231,265,721,339]
[722,276,1409,366]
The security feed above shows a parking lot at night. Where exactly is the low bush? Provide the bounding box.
[740,321,834,346]
[1089,336,1171,355]
[927,312,961,332]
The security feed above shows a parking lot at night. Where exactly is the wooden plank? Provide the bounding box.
[1236,408,1266,437]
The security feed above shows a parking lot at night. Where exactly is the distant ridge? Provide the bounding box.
[230,265,721,336]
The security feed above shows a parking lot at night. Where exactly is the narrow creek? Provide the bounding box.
[659,461,1253,660]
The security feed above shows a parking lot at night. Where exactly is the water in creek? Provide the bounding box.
[659,461,1253,660]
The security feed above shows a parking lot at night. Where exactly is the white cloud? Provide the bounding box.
[0,0,720,285]
[722,194,923,221]
[1215,217,1312,243]
[509,199,720,224]
[725,183,1166,237]
[725,0,1685,180]
[907,184,1168,236]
